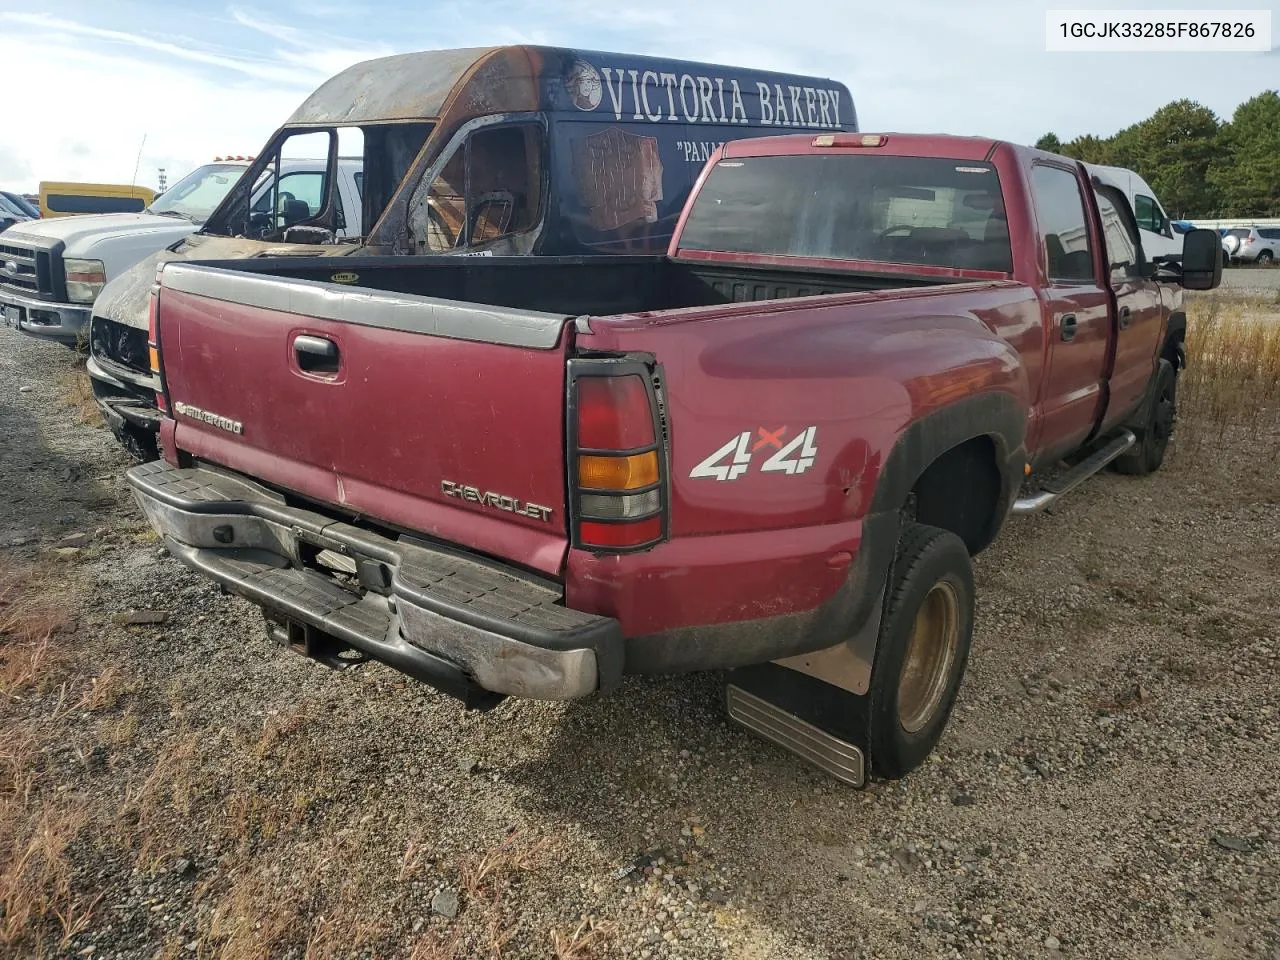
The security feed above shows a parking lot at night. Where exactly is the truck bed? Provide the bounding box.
[190,254,954,318]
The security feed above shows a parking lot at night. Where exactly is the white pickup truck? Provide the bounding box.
[0,158,361,346]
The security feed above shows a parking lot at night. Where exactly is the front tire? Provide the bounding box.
[865,522,975,779]
[1115,358,1176,476]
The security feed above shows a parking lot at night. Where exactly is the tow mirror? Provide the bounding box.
[1180,229,1222,290]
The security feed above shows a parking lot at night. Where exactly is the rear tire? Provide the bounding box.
[865,522,975,779]
[1258,250,1274,265]
[1115,359,1176,476]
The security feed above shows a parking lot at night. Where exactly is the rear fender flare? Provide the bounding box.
[868,391,1028,527]
[769,392,1026,699]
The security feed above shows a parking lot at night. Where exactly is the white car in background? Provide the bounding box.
[1222,227,1278,265]
[1085,163,1182,261]
[0,158,361,346]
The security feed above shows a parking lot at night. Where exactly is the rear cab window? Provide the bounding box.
[677,154,1012,272]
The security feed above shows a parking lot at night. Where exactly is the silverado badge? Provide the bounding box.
[173,402,243,436]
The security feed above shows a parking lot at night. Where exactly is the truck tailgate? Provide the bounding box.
[156,263,573,575]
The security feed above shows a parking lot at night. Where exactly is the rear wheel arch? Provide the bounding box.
[869,392,1026,556]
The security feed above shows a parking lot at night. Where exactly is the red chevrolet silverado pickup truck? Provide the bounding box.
[127,133,1222,786]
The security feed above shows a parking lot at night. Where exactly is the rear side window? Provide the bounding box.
[1259,229,1280,240]
[678,154,1012,272]
[1031,165,1095,283]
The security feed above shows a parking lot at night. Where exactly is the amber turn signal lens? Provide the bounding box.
[149,346,160,372]
[578,451,659,491]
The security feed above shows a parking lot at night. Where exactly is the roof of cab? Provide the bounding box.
[287,47,503,125]
[720,132,1002,161]
[286,45,852,127]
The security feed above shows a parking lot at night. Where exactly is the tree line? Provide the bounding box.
[1035,90,1280,220]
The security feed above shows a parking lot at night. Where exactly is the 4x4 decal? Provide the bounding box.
[690,426,819,481]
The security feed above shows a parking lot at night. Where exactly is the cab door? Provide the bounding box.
[1092,185,1165,432]
[1029,162,1113,461]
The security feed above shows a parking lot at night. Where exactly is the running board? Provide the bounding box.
[1012,429,1136,515]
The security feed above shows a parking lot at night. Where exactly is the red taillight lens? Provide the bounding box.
[576,375,655,450]
[571,368,666,552]
[579,516,663,548]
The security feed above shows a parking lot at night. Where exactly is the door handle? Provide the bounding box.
[294,334,339,374]
[1118,305,1132,329]
[1060,314,1078,342]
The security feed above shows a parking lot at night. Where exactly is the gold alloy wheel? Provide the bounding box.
[896,580,961,734]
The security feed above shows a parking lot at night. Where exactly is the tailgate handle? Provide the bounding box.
[294,334,339,374]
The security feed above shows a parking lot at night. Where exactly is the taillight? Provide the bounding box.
[148,266,168,412]
[570,361,667,552]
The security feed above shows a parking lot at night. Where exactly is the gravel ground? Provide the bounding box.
[1,319,1278,960]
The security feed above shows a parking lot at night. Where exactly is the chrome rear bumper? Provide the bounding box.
[126,460,623,702]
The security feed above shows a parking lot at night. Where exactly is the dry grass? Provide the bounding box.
[459,831,552,903]
[0,567,69,696]
[1180,297,1280,457]
[57,368,102,428]
[551,917,614,959]
[0,561,102,954]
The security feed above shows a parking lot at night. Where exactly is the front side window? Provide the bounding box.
[423,124,544,252]
[1031,165,1095,283]
[678,154,1012,272]
[1093,187,1141,281]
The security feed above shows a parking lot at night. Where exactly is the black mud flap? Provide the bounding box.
[725,662,870,788]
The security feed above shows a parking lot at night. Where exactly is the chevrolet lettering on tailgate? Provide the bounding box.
[440,480,553,522]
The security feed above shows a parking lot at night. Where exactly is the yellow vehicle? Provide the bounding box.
[38,182,157,218]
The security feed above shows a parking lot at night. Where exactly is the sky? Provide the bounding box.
[1,0,1278,193]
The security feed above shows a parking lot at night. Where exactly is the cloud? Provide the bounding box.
[3,0,1276,195]
[0,9,387,194]
[0,12,316,87]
